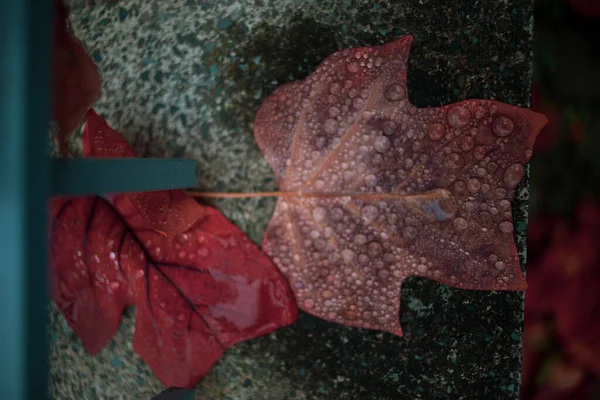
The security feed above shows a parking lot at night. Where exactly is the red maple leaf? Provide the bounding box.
[52,0,101,155]
[49,113,298,388]
[82,110,204,239]
[254,36,547,336]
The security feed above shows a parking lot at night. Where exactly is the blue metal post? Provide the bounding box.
[0,0,51,399]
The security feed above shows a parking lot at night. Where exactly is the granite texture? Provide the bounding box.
[51,0,535,398]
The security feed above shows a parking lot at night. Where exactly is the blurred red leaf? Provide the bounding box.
[567,0,600,17]
[52,0,101,155]
[49,114,298,387]
[82,110,204,239]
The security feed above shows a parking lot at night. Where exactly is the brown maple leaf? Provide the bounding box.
[253,36,547,336]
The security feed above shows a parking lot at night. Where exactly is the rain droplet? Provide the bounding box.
[453,217,468,232]
[329,106,341,117]
[361,205,379,222]
[417,264,428,274]
[473,146,486,160]
[495,261,507,270]
[324,119,339,134]
[504,164,524,188]
[374,136,391,153]
[460,136,474,151]
[447,105,471,128]
[499,221,514,233]
[110,281,120,290]
[467,178,481,193]
[347,62,359,73]
[492,116,514,137]
[354,234,367,245]
[403,226,417,239]
[303,298,315,309]
[368,242,382,255]
[364,174,377,187]
[177,313,186,321]
[428,123,445,141]
[385,84,405,100]
[342,249,356,262]
[377,269,390,279]
[312,207,327,222]
[109,252,116,260]
[383,120,397,135]
[444,153,464,170]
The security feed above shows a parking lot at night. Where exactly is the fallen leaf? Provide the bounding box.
[52,0,101,155]
[254,36,547,336]
[82,110,204,238]
[50,118,298,387]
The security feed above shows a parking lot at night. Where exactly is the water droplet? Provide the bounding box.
[453,180,468,196]
[495,261,507,270]
[347,62,359,73]
[474,146,486,160]
[467,178,481,193]
[315,136,327,149]
[377,269,390,279]
[197,247,209,257]
[447,105,471,128]
[385,84,405,101]
[329,82,341,94]
[374,57,383,67]
[428,123,445,141]
[342,249,356,262]
[354,234,367,245]
[109,252,116,260]
[353,98,364,109]
[361,205,379,222]
[331,207,344,221]
[500,200,511,209]
[312,207,327,222]
[417,264,428,274]
[322,290,332,298]
[303,298,315,309]
[453,217,468,232]
[504,164,524,188]
[383,120,397,135]
[492,116,514,137]
[368,242,382,256]
[177,313,186,321]
[499,221,514,233]
[329,106,340,117]
[476,167,487,177]
[135,270,145,279]
[374,136,391,153]
[403,226,417,239]
[444,153,464,170]
[324,119,339,134]
[159,301,166,309]
[110,281,120,290]
[460,136,475,151]
[364,174,377,187]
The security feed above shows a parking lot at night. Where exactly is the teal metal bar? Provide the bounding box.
[51,158,198,196]
[0,0,51,399]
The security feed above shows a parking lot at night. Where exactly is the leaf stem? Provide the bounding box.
[185,190,447,200]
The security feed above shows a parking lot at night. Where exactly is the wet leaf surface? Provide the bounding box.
[49,113,298,388]
[255,36,547,335]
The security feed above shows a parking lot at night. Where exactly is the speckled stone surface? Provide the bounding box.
[51,1,535,398]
